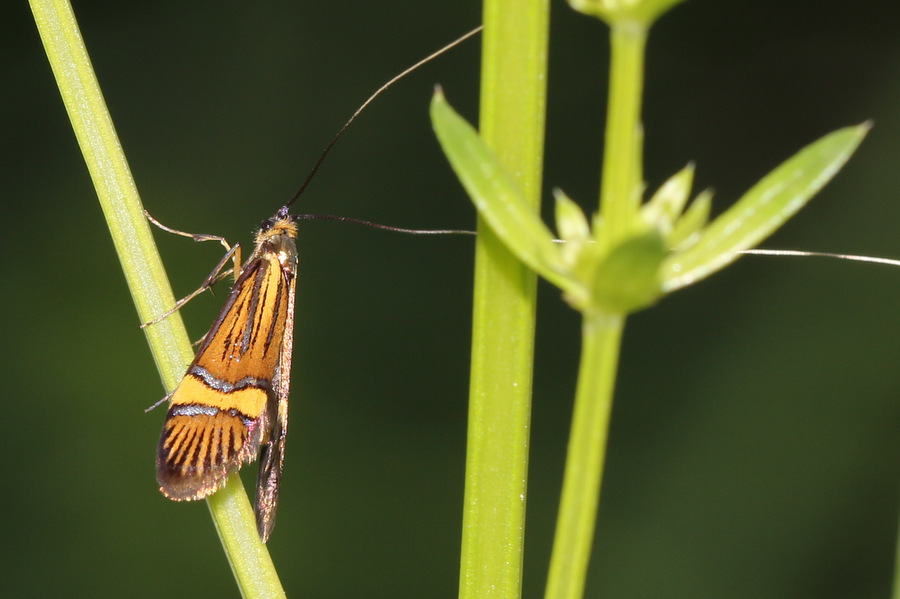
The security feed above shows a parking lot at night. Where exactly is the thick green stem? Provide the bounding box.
[28,1,284,597]
[545,311,625,599]
[458,1,549,598]
[599,23,648,248]
[893,515,900,599]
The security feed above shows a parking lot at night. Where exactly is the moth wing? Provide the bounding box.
[156,259,276,501]
[255,263,296,542]
[157,402,266,501]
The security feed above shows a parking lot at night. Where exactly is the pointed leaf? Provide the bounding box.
[431,89,582,296]
[554,189,604,287]
[642,163,695,235]
[668,188,712,250]
[555,189,591,244]
[662,123,870,291]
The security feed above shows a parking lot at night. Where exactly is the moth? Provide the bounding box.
[146,26,482,543]
[155,207,298,542]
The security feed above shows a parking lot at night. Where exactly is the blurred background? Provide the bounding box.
[3,1,900,597]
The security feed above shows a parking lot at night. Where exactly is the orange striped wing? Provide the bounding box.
[157,233,296,506]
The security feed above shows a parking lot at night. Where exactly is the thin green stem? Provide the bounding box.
[458,0,549,598]
[208,474,286,598]
[29,1,284,596]
[599,22,648,248]
[544,19,647,599]
[545,311,624,599]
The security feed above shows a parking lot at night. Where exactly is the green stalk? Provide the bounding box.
[544,312,624,599]
[544,19,647,599]
[598,23,648,246]
[458,0,549,598]
[29,1,284,596]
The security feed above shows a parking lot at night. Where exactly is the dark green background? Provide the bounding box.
[3,1,900,597]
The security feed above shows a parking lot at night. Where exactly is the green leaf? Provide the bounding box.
[430,89,584,298]
[554,190,606,298]
[668,188,712,250]
[662,122,871,291]
[593,231,666,313]
[567,0,689,25]
[555,189,591,245]
[642,163,695,236]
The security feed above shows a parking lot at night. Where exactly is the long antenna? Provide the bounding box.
[741,248,900,268]
[292,213,475,235]
[283,25,483,211]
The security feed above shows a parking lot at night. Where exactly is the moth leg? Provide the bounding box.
[190,331,209,348]
[141,210,244,328]
[145,209,232,250]
[144,209,243,274]
[144,389,174,413]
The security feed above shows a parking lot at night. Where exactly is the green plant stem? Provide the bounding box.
[458,0,549,598]
[599,22,648,248]
[208,474,286,598]
[543,18,647,599]
[545,311,624,599]
[29,1,284,597]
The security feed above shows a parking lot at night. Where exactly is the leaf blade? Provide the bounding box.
[431,90,583,297]
[663,123,870,291]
